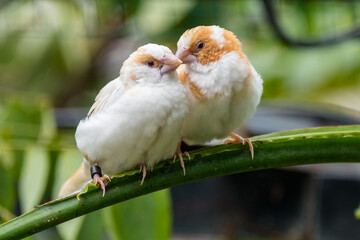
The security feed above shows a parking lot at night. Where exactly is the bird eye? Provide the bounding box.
[146,60,155,67]
[196,41,204,49]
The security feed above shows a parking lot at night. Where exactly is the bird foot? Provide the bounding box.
[223,132,254,159]
[173,148,190,176]
[172,137,190,175]
[173,137,190,175]
[93,174,111,197]
[139,164,147,185]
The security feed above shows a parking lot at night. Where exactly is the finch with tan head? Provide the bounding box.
[59,44,188,197]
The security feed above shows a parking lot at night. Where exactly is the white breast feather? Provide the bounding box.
[182,53,263,145]
[75,81,188,175]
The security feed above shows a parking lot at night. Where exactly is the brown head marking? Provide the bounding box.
[186,26,247,65]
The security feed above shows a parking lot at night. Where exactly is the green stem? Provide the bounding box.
[1,125,360,240]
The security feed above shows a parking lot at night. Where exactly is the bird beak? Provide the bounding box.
[175,48,196,63]
[160,53,182,75]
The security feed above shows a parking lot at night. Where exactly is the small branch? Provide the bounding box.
[1,125,360,239]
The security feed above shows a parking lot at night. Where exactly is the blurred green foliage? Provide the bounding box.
[0,0,359,239]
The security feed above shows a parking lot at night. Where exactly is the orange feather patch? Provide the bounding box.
[178,65,204,100]
[187,26,248,65]
[132,54,160,68]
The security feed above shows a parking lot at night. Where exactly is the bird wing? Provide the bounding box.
[87,77,124,116]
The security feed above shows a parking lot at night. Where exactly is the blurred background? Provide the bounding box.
[0,0,360,239]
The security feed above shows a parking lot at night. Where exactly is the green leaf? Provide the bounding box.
[355,205,360,220]
[1,125,360,239]
[0,97,42,142]
[19,146,50,212]
[103,189,171,240]
[251,125,360,142]
[52,149,83,199]
[0,162,16,220]
[77,211,104,240]
[0,143,15,170]
[56,153,105,240]
[23,236,37,240]
[0,205,15,224]
[57,216,85,240]
[38,104,57,142]
[136,0,195,36]
[53,149,85,239]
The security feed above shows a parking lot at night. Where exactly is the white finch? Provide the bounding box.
[59,44,188,197]
[176,25,263,158]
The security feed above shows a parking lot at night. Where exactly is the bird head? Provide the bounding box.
[176,26,243,70]
[120,44,182,84]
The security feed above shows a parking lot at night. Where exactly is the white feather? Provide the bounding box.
[181,51,263,145]
[177,35,191,50]
[210,26,225,48]
[141,43,172,60]
[87,77,124,116]
[75,44,188,176]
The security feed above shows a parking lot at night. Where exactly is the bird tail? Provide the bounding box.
[58,161,91,197]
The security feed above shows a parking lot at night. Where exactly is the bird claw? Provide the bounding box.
[173,149,190,176]
[139,164,147,185]
[172,137,190,175]
[223,132,254,159]
[93,174,110,197]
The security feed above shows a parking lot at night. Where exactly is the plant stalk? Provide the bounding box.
[1,125,360,240]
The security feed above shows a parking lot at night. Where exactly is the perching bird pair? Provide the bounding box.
[59,25,263,197]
